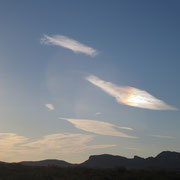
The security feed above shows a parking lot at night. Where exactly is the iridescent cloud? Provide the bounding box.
[86,75,177,110]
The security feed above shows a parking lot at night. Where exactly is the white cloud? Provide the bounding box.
[45,104,54,111]
[86,75,177,111]
[60,118,136,138]
[0,133,115,162]
[117,126,133,130]
[150,134,175,139]
[41,34,98,57]
[95,112,101,116]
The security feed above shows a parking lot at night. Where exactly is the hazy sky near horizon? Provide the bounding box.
[0,0,180,163]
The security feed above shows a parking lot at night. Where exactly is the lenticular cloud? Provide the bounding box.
[41,34,98,57]
[86,75,177,110]
[60,118,136,139]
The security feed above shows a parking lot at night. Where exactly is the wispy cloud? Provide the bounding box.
[24,133,115,153]
[0,133,115,162]
[0,133,28,149]
[95,112,102,116]
[86,75,177,111]
[60,118,136,138]
[41,34,98,57]
[0,133,28,161]
[45,104,54,111]
[117,126,133,131]
[150,134,175,139]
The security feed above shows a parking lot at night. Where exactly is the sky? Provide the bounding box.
[0,0,180,163]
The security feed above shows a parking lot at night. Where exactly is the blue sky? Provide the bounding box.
[0,0,180,163]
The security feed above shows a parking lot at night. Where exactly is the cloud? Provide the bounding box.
[150,134,175,139]
[0,133,115,162]
[117,126,133,130]
[45,104,54,111]
[86,75,177,111]
[24,133,115,153]
[95,112,101,116]
[0,133,28,161]
[0,133,28,149]
[60,118,136,138]
[41,34,98,57]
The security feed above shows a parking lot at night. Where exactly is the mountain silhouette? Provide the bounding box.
[20,159,73,167]
[17,151,180,170]
[80,151,180,169]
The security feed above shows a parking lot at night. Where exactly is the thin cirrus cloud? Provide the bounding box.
[150,134,175,139]
[60,117,136,138]
[24,133,115,154]
[0,133,115,162]
[41,34,98,57]
[45,104,54,111]
[95,112,102,116]
[86,75,177,111]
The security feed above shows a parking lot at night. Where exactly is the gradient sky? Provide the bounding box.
[0,0,180,163]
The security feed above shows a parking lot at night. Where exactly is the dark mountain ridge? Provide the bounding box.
[81,151,180,169]
[20,159,73,167]
[12,151,180,169]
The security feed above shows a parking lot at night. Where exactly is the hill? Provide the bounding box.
[20,159,73,167]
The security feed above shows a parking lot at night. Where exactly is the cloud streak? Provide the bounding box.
[150,134,175,139]
[95,112,101,116]
[24,133,115,153]
[60,118,136,138]
[86,75,177,111]
[45,104,54,111]
[41,34,98,57]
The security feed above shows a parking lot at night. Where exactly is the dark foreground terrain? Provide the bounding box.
[1,151,180,180]
[0,163,180,180]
